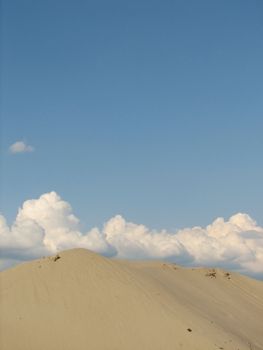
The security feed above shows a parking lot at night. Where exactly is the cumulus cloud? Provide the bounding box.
[1,192,263,277]
[9,141,34,154]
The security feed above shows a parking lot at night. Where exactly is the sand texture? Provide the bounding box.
[1,248,263,350]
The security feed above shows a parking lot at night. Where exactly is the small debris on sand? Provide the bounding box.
[205,269,216,278]
[53,254,61,262]
[224,272,231,279]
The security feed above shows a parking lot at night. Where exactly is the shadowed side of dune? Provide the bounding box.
[1,248,263,350]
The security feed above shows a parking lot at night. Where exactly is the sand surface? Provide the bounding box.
[1,248,263,350]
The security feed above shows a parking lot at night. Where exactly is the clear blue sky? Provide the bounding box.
[1,0,263,230]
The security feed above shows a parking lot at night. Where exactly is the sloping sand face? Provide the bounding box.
[1,248,263,350]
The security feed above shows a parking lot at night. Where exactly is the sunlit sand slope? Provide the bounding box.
[1,248,263,350]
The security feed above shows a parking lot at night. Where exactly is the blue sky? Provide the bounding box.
[1,0,263,232]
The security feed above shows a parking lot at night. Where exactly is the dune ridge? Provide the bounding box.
[1,248,263,350]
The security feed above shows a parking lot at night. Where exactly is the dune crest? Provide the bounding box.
[1,248,263,350]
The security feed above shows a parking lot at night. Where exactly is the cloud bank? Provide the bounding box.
[1,192,263,277]
[9,141,34,154]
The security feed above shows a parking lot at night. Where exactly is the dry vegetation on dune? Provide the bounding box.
[1,248,263,350]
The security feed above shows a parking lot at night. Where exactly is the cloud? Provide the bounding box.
[1,192,263,278]
[9,141,34,154]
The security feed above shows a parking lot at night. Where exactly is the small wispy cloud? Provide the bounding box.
[9,141,34,154]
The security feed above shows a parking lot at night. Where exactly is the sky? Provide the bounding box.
[1,1,263,276]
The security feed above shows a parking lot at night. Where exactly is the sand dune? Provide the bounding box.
[1,248,263,350]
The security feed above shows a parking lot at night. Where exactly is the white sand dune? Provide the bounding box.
[1,248,263,350]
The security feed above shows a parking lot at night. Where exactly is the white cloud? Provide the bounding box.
[1,192,263,278]
[9,141,34,154]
